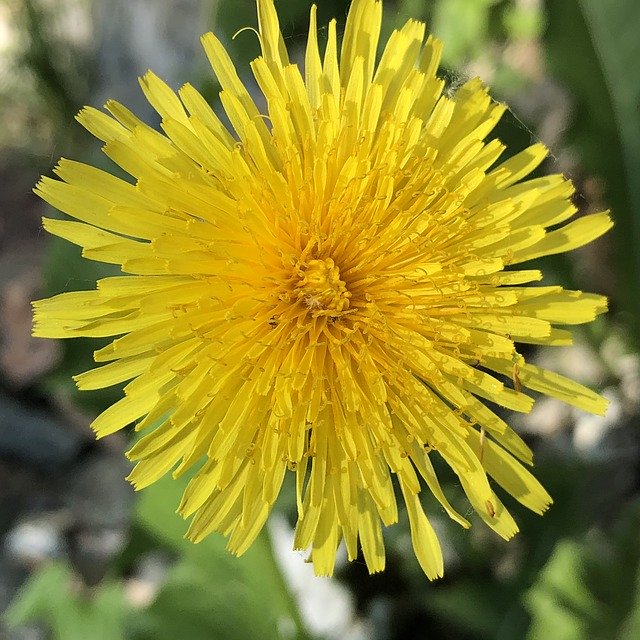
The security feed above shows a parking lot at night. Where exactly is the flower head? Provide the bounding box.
[33,0,611,578]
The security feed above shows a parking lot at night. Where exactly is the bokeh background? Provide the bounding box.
[0,0,639,638]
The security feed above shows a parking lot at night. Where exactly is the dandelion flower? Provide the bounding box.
[33,0,612,578]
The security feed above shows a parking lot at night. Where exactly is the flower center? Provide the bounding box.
[295,258,351,313]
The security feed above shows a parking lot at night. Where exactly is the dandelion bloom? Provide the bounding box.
[33,0,611,578]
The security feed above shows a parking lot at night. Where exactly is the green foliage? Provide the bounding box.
[544,0,640,335]
[5,475,309,640]
[411,452,612,640]
[425,580,512,638]
[431,0,501,67]
[526,502,640,640]
[18,0,94,123]
[212,0,353,74]
[130,473,309,640]
[501,3,544,41]
[4,563,127,640]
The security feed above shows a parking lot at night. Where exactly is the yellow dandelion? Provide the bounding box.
[32,0,611,579]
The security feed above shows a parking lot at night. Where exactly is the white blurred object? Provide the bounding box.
[522,396,572,436]
[125,551,171,609]
[269,515,371,640]
[92,0,215,116]
[536,341,606,387]
[573,387,622,454]
[5,513,69,566]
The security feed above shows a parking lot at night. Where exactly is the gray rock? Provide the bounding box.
[4,514,69,566]
[61,450,133,530]
[0,392,84,473]
[61,450,135,585]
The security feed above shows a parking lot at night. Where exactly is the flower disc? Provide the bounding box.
[32,0,611,578]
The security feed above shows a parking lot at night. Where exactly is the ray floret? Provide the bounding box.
[32,0,611,578]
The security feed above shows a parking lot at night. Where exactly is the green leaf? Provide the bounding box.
[4,563,71,629]
[132,473,309,640]
[431,0,499,67]
[424,579,511,638]
[525,541,600,640]
[502,4,545,41]
[526,501,640,640]
[4,562,126,640]
[544,0,640,335]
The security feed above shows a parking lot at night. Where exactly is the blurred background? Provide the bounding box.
[0,0,639,638]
